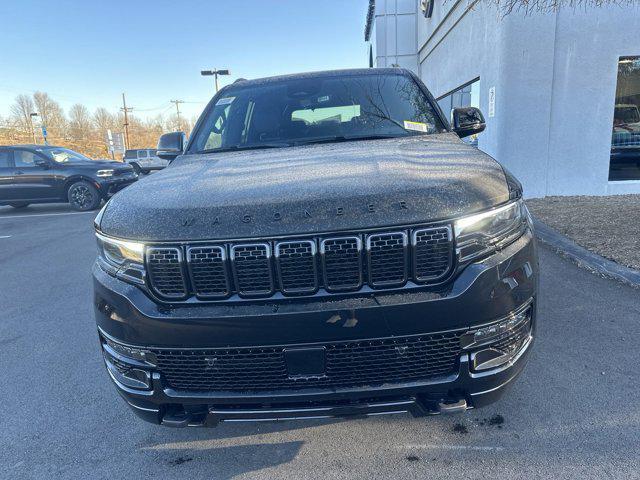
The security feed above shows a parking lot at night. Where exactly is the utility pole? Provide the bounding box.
[170,99,185,130]
[120,93,133,150]
[29,112,38,144]
[200,69,230,93]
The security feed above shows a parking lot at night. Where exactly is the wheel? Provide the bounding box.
[67,181,101,211]
[142,169,150,175]
[8,202,30,209]
[130,163,142,175]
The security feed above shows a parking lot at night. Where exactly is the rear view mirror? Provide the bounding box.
[157,132,187,161]
[452,107,486,138]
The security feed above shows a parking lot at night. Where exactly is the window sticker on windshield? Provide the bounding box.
[403,120,430,132]
[216,97,235,106]
[317,95,330,103]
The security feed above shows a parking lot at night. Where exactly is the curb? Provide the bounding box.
[533,219,640,289]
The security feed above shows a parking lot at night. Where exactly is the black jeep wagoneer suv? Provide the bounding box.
[93,69,538,427]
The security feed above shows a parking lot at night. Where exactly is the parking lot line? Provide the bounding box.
[0,235,11,238]
[0,211,96,220]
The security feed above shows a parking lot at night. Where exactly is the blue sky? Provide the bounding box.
[0,0,369,121]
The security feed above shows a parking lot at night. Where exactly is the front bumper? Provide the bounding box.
[93,231,538,426]
[97,175,138,198]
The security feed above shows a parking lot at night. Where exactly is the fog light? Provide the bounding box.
[104,357,152,390]
[461,304,532,350]
[104,337,156,366]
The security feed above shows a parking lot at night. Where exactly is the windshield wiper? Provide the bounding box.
[195,142,291,154]
[293,133,415,147]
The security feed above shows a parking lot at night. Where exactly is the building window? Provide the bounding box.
[609,56,640,181]
[437,78,480,146]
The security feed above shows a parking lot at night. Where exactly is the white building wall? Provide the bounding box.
[370,1,640,197]
[374,0,419,73]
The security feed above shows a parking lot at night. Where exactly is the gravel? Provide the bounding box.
[527,195,640,270]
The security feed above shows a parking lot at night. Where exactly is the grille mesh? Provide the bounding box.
[413,227,453,281]
[187,246,229,298]
[367,232,408,286]
[151,331,463,392]
[145,226,454,300]
[276,241,317,293]
[231,244,273,296]
[321,237,362,291]
[146,248,187,298]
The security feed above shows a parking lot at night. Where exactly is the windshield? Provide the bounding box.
[39,147,94,163]
[188,73,446,153]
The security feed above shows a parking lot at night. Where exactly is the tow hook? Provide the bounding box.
[438,399,468,414]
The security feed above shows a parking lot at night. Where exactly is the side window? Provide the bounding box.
[0,150,10,168]
[13,150,39,167]
[137,151,147,159]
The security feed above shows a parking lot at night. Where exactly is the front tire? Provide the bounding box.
[67,181,101,211]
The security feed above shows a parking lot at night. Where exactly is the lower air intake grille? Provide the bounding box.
[151,330,463,392]
[146,247,187,299]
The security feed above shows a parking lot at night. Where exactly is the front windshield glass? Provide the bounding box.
[188,73,446,153]
[39,148,93,163]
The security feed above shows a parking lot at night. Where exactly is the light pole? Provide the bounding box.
[201,69,230,93]
[29,112,39,144]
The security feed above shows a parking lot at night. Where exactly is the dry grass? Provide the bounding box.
[527,195,640,270]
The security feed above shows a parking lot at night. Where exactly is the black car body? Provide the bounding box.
[93,69,538,427]
[0,145,137,211]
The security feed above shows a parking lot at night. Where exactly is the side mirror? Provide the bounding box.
[34,157,50,168]
[452,107,486,139]
[157,132,187,160]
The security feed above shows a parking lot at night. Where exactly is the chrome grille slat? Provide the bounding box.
[145,225,454,301]
[186,245,230,298]
[230,243,274,296]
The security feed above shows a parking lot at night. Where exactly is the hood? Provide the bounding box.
[100,133,510,241]
[62,159,129,168]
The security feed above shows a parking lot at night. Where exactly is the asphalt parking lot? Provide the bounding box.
[1,204,639,480]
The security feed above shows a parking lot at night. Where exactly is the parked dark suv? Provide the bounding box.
[0,145,137,211]
[93,69,538,427]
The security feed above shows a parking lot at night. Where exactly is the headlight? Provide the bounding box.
[96,169,114,177]
[96,232,146,284]
[454,200,528,262]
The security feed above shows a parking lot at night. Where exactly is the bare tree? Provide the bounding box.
[93,107,117,134]
[68,103,93,144]
[10,94,35,133]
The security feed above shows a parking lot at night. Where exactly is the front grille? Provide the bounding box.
[151,331,463,392]
[187,246,229,298]
[321,236,362,291]
[412,227,453,281]
[146,247,187,299]
[231,244,273,296]
[275,240,317,294]
[145,225,454,301]
[366,232,408,286]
